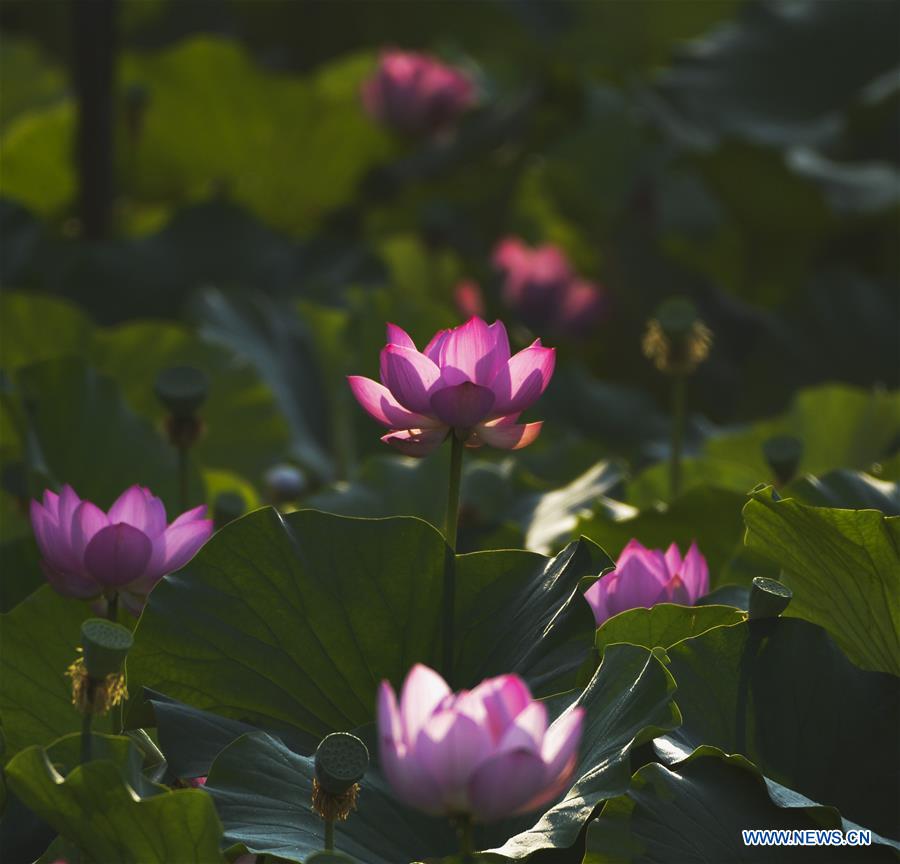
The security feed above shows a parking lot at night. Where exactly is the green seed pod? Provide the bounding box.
[314,732,369,796]
[81,618,133,679]
[213,491,246,528]
[154,366,208,419]
[762,435,803,486]
[748,577,793,621]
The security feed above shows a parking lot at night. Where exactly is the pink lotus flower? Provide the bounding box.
[361,50,475,138]
[347,317,554,457]
[378,664,584,822]
[30,484,213,615]
[584,539,709,627]
[492,237,607,337]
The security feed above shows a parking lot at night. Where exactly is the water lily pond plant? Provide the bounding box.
[1,2,899,863]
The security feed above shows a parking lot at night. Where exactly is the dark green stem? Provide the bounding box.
[442,434,464,681]
[457,814,475,859]
[106,591,118,623]
[445,433,463,549]
[80,681,96,764]
[670,373,686,500]
[178,445,189,513]
[324,818,334,851]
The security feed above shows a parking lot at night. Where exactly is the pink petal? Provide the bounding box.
[30,500,70,572]
[467,749,547,821]
[616,540,669,584]
[490,342,556,416]
[474,419,542,450]
[664,543,683,579]
[415,708,493,812]
[161,519,213,573]
[83,523,153,588]
[168,504,208,530]
[70,501,110,565]
[40,560,99,600]
[347,376,440,429]
[604,556,670,617]
[108,485,167,536]
[437,317,508,386]
[57,485,83,550]
[429,382,495,428]
[41,489,60,518]
[584,572,616,626]
[423,329,450,362]
[386,323,416,350]
[454,281,485,318]
[381,427,448,457]
[681,541,709,601]
[399,664,452,745]
[380,345,441,414]
[468,674,533,742]
[497,701,547,755]
[665,574,692,605]
[522,706,585,812]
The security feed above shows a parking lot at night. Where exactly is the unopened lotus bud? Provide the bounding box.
[762,435,803,486]
[748,576,792,621]
[67,618,133,715]
[155,366,208,449]
[213,491,246,528]
[264,463,305,503]
[312,732,368,822]
[642,297,712,375]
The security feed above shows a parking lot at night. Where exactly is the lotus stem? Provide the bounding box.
[324,818,334,851]
[80,680,96,764]
[670,373,685,500]
[442,434,464,681]
[457,813,475,858]
[178,444,189,513]
[106,591,118,623]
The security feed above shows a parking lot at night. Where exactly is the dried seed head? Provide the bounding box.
[642,298,712,375]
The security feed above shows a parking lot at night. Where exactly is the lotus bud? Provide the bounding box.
[642,297,712,375]
[585,539,710,627]
[762,435,803,486]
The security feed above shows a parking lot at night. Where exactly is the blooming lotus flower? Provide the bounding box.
[378,664,584,822]
[30,484,213,615]
[347,317,554,456]
[361,50,475,138]
[585,539,709,627]
[492,237,607,337]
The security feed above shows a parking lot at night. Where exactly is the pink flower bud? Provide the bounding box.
[492,236,607,337]
[361,50,475,138]
[584,539,710,626]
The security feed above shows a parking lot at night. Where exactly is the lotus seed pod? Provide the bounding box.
[264,463,306,503]
[154,366,208,419]
[80,618,133,679]
[748,577,793,621]
[214,491,246,528]
[314,732,369,796]
[642,296,712,375]
[762,435,803,486]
